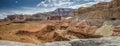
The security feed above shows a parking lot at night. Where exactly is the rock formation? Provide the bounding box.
[6,14,47,22]
[95,22,114,36]
[41,37,120,46]
[72,0,120,20]
[4,8,75,22]
[1,37,120,46]
[1,0,120,45]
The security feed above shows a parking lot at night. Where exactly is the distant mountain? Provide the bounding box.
[34,8,75,17]
[4,8,75,22]
[45,8,75,17]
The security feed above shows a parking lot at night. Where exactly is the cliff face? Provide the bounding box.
[46,8,75,17]
[6,14,47,22]
[5,8,74,22]
[73,0,120,20]
[109,0,120,8]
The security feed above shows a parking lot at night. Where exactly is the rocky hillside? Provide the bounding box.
[46,8,75,17]
[1,19,120,43]
[3,8,74,22]
[1,0,120,46]
[5,14,47,22]
[72,0,120,20]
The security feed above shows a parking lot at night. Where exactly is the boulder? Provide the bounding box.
[95,23,114,36]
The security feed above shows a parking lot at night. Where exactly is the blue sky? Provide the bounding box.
[0,0,111,19]
[0,0,44,9]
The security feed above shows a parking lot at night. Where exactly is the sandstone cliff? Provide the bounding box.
[5,8,75,22]
[72,0,120,20]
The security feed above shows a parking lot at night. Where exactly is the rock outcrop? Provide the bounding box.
[12,20,103,43]
[49,8,75,17]
[1,0,120,45]
[41,37,120,46]
[0,40,36,46]
[95,23,114,37]
[6,14,47,22]
[72,0,120,20]
[1,37,120,46]
[0,19,5,22]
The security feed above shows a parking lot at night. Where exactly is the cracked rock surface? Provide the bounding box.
[41,37,120,46]
[0,37,120,46]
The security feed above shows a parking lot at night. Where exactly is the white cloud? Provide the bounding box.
[0,0,112,19]
[9,0,112,15]
[37,0,73,7]
[10,7,57,15]
[37,0,111,9]
[94,0,111,2]
[0,12,8,19]
[68,2,99,9]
